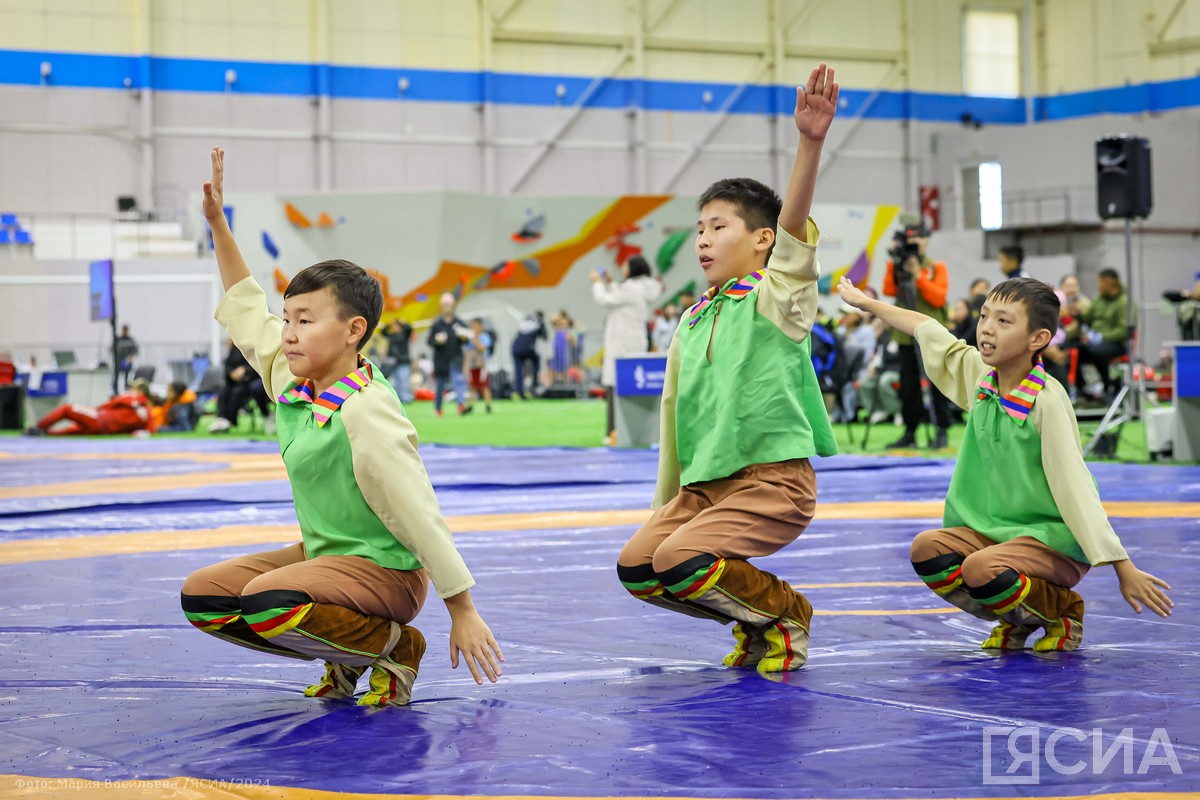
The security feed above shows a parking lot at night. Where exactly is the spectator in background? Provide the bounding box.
[511,311,547,400]
[858,321,903,425]
[1058,273,1090,348]
[114,324,138,389]
[998,244,1027,280]
[209,340,272,433]
[837,303,876,423]
[963,277,990,348]
[1077,268,1129,401]
[464,318,493,414]
[591,255,663,445]
[949,297,972,341]
[548,310,577,386]
[427,292,471,416]
[652,303,679,353]
[384,317,414,404]
[882,224,952,449]
[153,381,198,432]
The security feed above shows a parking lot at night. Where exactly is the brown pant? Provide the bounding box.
[182,543,429,623]
[618,458,817,573]
[911,527,1089,589]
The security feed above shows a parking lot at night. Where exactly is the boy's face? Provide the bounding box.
[1098,275,1120,298]
[696,199,773,289]
[976,295,1050,371]
[281,286,364,378]
[998,253,1019,275]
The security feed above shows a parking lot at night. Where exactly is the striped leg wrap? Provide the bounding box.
[911,554,995,622]
[617,561,734,623]
[180,592,311,660]
[968,569,1045,626]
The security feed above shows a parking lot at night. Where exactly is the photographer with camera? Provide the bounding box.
[881,219,952,449]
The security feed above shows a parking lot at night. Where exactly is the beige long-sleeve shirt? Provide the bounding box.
[215,276,475,598]
[914,319,1128,566]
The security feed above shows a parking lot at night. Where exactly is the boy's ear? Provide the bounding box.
[1028,327,1052,352]
[348,315,368,348]
[755,226,776,253]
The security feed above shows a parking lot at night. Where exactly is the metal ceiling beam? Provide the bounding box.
[491,28,902,63]
[507,47,633,193]
[660,56,773,192]
[815,62,902,188]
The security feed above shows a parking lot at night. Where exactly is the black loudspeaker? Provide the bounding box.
[0,385,24,430]
[1096,136,1152,219]
[117,195,138,213]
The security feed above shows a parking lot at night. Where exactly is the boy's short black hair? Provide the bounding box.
[999,244,1024,265]
[285,259,383,349]
[697,177,783,239]
[627,255,652,279]
[988,277,1060,364]
[1098,267,1121,282]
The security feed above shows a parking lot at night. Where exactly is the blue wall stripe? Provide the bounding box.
[1,48,1198,124]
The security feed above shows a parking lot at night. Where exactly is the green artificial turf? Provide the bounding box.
[1,397,1178,464]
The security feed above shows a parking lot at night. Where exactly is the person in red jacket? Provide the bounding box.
[31,387,154,436]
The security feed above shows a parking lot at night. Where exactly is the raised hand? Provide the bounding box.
[202,146,226,225]
[794,63,839,142]
[837,276,871,310]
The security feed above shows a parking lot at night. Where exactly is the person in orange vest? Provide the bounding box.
[151,381,198,432]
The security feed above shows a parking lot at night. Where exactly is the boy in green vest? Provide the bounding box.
[182,147,503,706]
[616,64,840,673]
[837,275,1172,650]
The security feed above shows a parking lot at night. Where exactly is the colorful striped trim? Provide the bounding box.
[977,359,1048,425]
[685,268,766,328]
[277,358,375,427]
[919,565,964,597]
[619,577,665,598]
[667,558,726,601]
[245,602,314,639]
[183,611,240,633]
[975,574,1032,617]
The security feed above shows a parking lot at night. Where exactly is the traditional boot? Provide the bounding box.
[981,621,1037,651]
[304,662,368,699]
[722,623,769,669]
[968,569,1085,652]
[359,625,427,707]
[1033,590,1085,652]
[239,591,425,702]
[666,557,813,673]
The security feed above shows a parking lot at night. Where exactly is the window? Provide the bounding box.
[964,9,1020,98]
[978,162,1004,230]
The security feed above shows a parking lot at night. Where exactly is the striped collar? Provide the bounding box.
[977,359,1047,425]
[278,357,374,427]
[686,268,766,328]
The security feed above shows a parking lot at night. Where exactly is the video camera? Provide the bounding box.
[887,223,931,280]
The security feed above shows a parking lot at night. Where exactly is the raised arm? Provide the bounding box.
[757,64,838,343]
[839,277,930,337]
[202,147,251,292]
[778,63,838,243]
